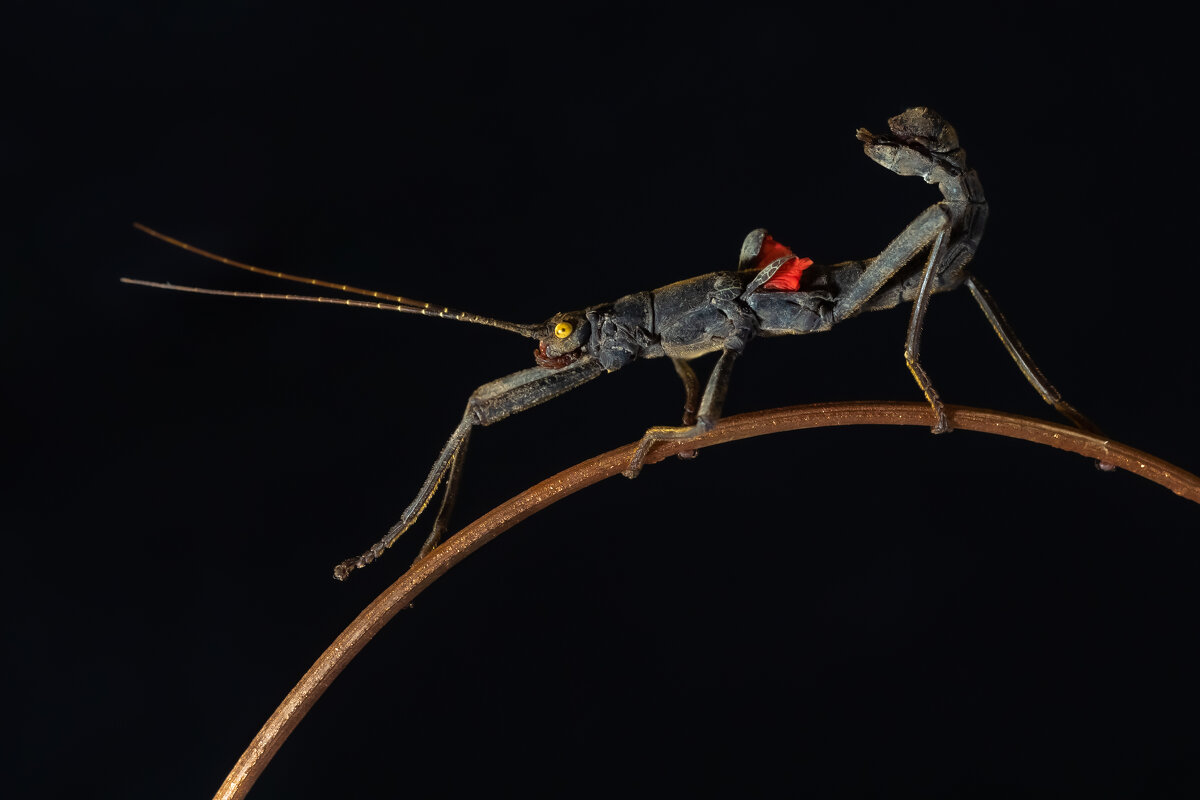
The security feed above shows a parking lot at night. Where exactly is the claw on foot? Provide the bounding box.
[623,436,657,478]
[930,404,951,434]
[333,558,359,581]
[622,449,649,478]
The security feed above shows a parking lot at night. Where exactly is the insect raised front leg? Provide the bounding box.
[333,356,606,580]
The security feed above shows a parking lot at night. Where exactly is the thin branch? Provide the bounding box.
[212,401,1200,800]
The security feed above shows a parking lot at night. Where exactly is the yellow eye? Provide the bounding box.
[554,321,573,339]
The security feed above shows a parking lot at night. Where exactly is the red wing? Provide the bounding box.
[754,234,813,292]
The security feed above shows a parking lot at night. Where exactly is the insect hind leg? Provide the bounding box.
[903,230,950,433]
[963,272,1113,468]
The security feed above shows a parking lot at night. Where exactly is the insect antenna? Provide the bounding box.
[126,223,540,338]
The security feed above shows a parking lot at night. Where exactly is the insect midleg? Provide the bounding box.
[623,348,739,478]
[671,357,701,461]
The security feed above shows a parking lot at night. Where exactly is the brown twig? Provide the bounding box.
[212,401,1200,800]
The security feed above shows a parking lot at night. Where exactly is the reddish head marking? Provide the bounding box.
[534,341,581,369]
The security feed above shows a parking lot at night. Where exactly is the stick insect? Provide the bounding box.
[125,107,1106,581]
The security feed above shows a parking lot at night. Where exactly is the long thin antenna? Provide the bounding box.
[120,278,451,315]
[128,223,539,338]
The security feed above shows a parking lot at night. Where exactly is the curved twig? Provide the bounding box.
[213,401,1200,800]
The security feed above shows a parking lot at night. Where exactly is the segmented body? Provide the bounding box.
[561,156,989,374]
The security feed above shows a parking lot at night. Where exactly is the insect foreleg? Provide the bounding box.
[623,348,739,478]
[333,418,472,580]
[416,428,471,561]
[334,356,606,579]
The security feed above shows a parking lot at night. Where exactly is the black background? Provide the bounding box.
[6,4,1199,797]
